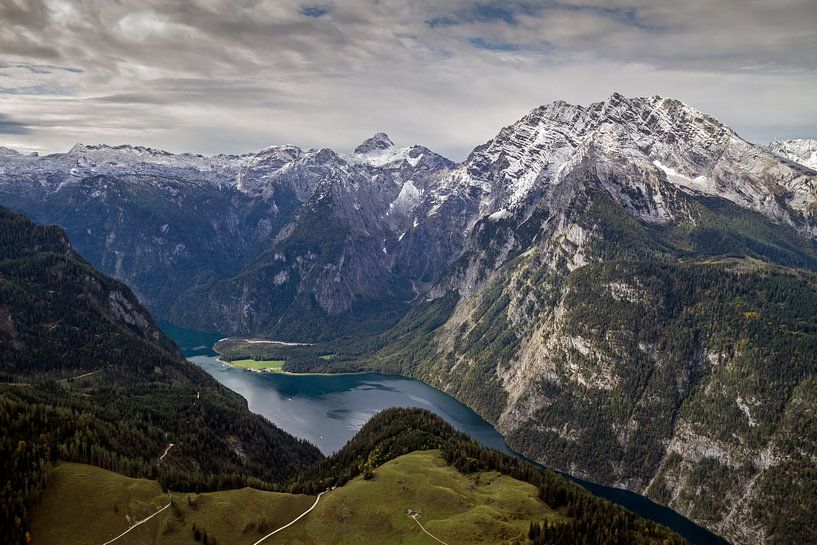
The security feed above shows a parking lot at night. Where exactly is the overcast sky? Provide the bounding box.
[1,0,815,159]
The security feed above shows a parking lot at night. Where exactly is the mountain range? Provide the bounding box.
[1,93,815,545]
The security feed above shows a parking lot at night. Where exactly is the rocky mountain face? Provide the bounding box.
[0,138,455,333]
[0,144,280,316]
[362,95,817,545]
[0,204,176,363]
[767,138,817,170]
[166,136,456,337]
[1,94,816,544]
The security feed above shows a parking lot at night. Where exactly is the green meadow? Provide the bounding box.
[227,358,287,372]
[30,451,562,545]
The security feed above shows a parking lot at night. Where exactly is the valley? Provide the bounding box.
[2,94,816,545]
[0,207,687,545]
[3,0,814,542]
[179,329,727,545]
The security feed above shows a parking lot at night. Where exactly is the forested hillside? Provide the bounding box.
[230,182,817,544]
[0,206,322,545]
[356,253,817,545]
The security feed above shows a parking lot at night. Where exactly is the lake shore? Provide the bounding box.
[214,354,370,377]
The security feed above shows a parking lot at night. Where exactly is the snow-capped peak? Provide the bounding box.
[68,143,178,158]
[436,94,815,234]
[354,132,394,154]
[345,133,423,169]
[767,138,817,170]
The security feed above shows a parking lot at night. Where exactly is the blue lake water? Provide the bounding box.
[164,323,730,545]
[190,355,513,455]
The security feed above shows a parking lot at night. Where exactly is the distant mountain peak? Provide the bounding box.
[354,132,395,154]
[608,90,625,102]
[767,138,817,170]
[67,142,179,158]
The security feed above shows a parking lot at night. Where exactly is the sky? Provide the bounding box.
[0,0,816,160]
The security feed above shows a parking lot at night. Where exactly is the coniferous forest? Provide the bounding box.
[0,206,321,545]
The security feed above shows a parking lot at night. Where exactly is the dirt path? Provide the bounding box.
[158,443,175,463]
[408,513,449,545]
[100,502,171,545]
[251,491,325,545]
[57,370,101,383]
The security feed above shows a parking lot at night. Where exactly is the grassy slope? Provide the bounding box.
[229,359,287,371]
[270,449,560,545]
[30,463,314,545]
[213,338,343,373]
[32,451,561,545]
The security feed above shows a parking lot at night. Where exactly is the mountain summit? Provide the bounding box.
[452,93,814,227]
[354,132,395,154]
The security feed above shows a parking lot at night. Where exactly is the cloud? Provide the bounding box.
[546,2,661,31]
[0,0,813,158]
[469,37,521,51]
[299,4,332,18]
[0,61,84,74]
[0,113,30,134]
[0,84,72,95]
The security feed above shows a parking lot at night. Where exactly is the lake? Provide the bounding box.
[164,323,731,545]
[190,355,512,455]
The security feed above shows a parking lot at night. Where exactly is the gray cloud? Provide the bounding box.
[0,0,814,158]
[0,113,30,134]
[0,83,72,95]
[0,61,83,74]
[299,4,333,18]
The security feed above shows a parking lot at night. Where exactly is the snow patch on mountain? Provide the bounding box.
[348,144,423,168]
[653,159,711,194]
[388,180,422,216]
[767,138,817,170]
[488,209,512,221]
